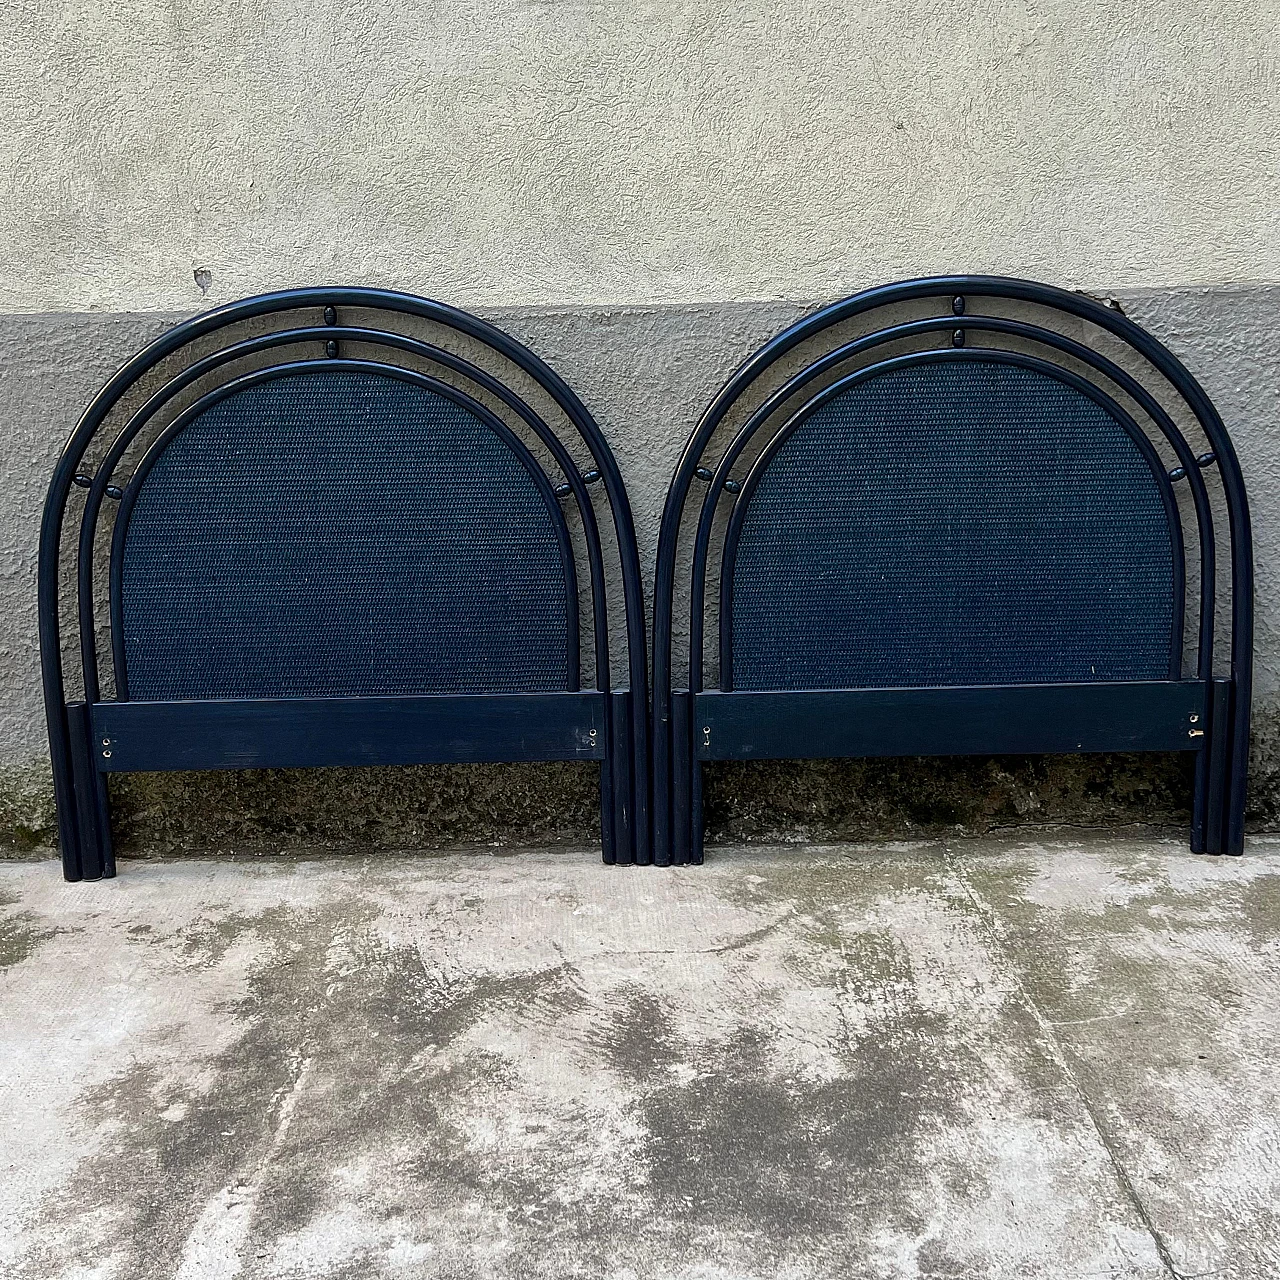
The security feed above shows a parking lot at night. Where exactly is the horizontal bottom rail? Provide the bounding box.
[694,681,1208,761]
[90,691,609,772]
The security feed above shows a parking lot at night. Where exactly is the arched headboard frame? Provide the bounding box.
[653,275,1252,862]
[41,288,650,878]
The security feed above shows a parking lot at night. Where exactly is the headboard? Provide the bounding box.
[653,276,1252,863]
[40,289,650,878]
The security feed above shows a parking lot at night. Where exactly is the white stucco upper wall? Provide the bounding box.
[3,0,1278,312]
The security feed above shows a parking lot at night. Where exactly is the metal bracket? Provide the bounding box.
[555,468,605,499]
[1171,455,1217,482]
[323,305,339,359]
[693,467,742,493]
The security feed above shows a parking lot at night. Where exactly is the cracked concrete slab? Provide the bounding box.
[2,836,1277,1278]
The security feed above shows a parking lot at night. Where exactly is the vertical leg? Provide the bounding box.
[67,701,114,880]
[629,693,650,868]
[690,758,705,866]
[51,705,84,882]
[653,698,672,866]
[687,695,704,865]
[1202,679,1232,856]
[1191,712,1209,856]
[94,770,115,878]
[1225,677,1247,855]
[598,688,617,865]
[1191,748,1208,855]
[608,689,634,865]
[671,691,694,865]
[598,756,616,865]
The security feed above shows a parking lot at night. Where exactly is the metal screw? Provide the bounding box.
[102,738,111,746]
[102,749,112,758]
[1190,715,1199,723]
[1188,729,1205,738]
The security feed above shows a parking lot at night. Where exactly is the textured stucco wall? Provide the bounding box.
[2,0,1278,314]
[1,0,1277,851]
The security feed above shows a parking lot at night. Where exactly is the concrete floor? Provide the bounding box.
[2,837,1279,1280]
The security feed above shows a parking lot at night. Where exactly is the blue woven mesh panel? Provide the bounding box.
[120,370,571,699]
[729,361,1176,690]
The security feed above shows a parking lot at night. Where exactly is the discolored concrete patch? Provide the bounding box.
[956,836,1280,1279]
[2,839,1277,1278]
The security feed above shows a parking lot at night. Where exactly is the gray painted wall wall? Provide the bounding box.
[2,1,1277,851]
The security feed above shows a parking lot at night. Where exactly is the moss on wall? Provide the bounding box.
[6,726,1280,860]
[0,762,58,851]
[703,752,1196,843]
[103,763,603,856]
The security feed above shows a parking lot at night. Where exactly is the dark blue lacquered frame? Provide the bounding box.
[652,275,1253,862]
[40,287,651,879]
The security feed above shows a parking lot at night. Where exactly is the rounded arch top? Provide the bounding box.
[719,350,1185,691]
[42,285,649,704]
[110,361,581,701]
[654,273,1253,708]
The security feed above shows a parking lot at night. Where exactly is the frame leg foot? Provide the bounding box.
[67,702,114,880]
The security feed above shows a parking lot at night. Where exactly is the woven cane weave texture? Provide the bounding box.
[728,360,1176,691]
[120,370,571,699]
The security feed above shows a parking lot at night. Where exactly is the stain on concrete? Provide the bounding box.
[0,908,54,969]
[18,900,614,1279]
[613,993,964,1258]
[2,847,1187,1278]
[950,836,1280,1280]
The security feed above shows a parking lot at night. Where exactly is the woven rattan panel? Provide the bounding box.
[728,360,1177,691]
[119,370,572,699]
